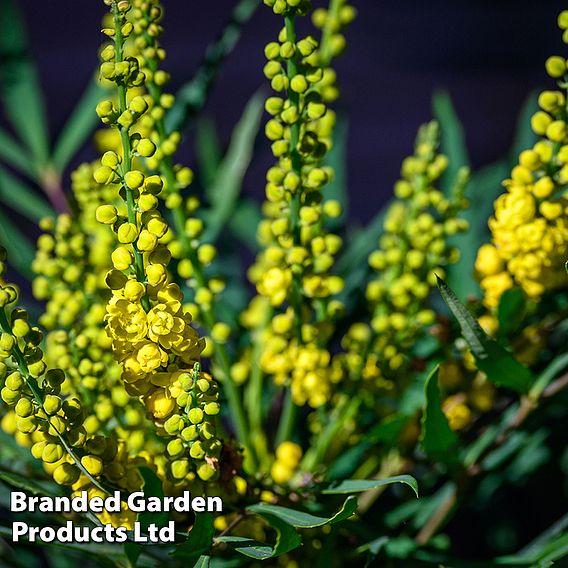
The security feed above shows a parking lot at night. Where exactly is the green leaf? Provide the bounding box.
[0,0,49,167]
[509,91,539,163]
[193,555,211,568]
[173,512,215,563]
[227,197,262,250]
[337,201,391,305]
[432,90,470,192]
[202,91,263,242]
[138,467,169,530]
[0,208,34,278]
[218,513,301,561]
[321,475,418,498]
[446,160,508,298]
[0,163,53,221]
[497,287,525,339]
[247,495,358,529]
[437,276,533,394]
[0,469,63,497]
[530,351,568,400]
[0,127,32,175]
[166,0,259,132]
[322,115,348,222]
[195,117,222,189]
[51,77,106,173]
[420,366,460,464]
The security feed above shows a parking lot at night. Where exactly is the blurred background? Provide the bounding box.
[10,0,568,224]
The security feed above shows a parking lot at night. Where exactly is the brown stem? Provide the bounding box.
[415,485,457,546]
[40,167,69,214]
[417,372,568,543]
[214,513,247,542]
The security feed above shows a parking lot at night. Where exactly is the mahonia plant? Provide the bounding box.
[94,0,222,487]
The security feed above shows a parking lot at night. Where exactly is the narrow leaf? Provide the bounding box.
[203,91,263,242]
[0,470,62,497]
[437,276,533,394]
[193,555,211,568]
[0,208,34,278]
[432,89,470,192]
[446,160,508,298]
[0,163,53,221]
[323,115,348,221]
[51,77,106,172]
[247,495,358,529]
[0,0,49,166]
[227,197,262,250]
[0,127,32,175]
[420,366,460,464]
[530,351,568,400]
[166,0,259,132]
[321,475,418,498]
[195,117,222,189]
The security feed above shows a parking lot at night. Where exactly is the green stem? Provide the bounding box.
[113,4,149,311]
[273,13,305,446]
[245,325,270,468]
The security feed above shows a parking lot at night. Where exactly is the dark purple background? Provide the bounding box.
[11,0,568,223]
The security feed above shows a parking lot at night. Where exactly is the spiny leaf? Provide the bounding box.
[437,276,533,394]
[247,495,358,529]
[218,513,301,561]
[420,366,460,464]
[321,475,418,498]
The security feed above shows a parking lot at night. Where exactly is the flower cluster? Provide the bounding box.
[476,12,568,308]
[337,123,469,392]
[0,247,141,528]
[244,0,353,408]
[95,0,222,485]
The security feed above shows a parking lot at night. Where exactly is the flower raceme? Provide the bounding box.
[243,0,355,409]
[94,0,222,486]
[338,122,469,393]
[476,11,568,308]
[0,247,142,529]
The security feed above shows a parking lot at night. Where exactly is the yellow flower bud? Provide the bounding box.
[117,223,139,244]
[53,463,80,486]
[96,204,118,225]
[545,55,566,78]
